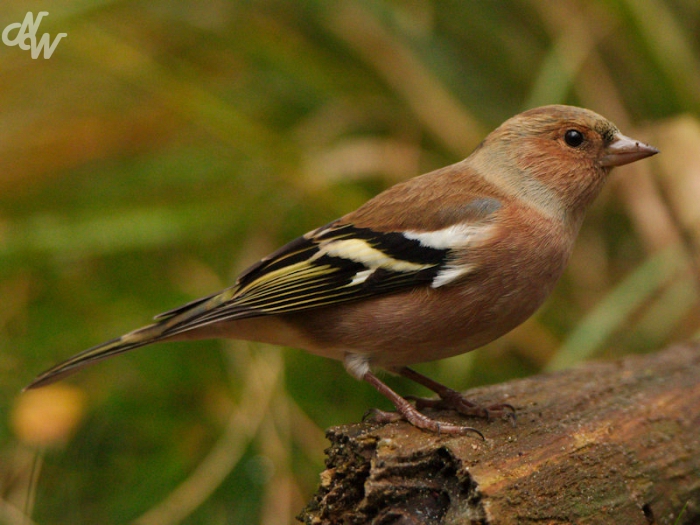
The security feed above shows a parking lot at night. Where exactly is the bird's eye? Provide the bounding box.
[564,129,584,147]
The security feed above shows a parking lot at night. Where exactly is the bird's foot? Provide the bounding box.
[394,367,516,426]
[363,407,484,438]
[406,391,516,426]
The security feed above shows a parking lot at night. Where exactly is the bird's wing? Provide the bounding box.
[157,200,501,336]
[159,222,450,330]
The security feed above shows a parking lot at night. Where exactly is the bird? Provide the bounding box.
[26,105,658,435]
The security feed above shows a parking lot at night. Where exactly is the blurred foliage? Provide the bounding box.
[1,0,699,524]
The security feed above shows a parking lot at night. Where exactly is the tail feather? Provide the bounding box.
[25,286,245,390]
[25,323,167,390]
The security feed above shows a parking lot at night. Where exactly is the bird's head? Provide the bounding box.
[476,105,658,222]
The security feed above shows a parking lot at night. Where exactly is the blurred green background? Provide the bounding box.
[2,1,700,524]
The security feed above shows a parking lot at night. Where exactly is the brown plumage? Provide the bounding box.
[26,105,658,435]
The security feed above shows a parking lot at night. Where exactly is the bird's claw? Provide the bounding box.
[363,407,484,439]
[405,393,517,426]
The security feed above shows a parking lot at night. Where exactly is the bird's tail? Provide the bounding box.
[25,285,242,390]
[25,322,169,390]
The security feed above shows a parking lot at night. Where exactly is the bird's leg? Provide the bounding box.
[397,366,516,425]
[361,370,483,438]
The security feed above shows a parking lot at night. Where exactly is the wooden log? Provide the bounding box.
[299,343,700,524]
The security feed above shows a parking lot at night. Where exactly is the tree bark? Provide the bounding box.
[299,343,700,524]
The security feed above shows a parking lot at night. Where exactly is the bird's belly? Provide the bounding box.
[282,263,561,368]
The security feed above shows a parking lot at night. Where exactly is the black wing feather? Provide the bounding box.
[157,222,450,336]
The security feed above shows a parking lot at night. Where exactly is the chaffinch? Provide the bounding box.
[27,105,658,435]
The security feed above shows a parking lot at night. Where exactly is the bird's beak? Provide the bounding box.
[600,133,659,167]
